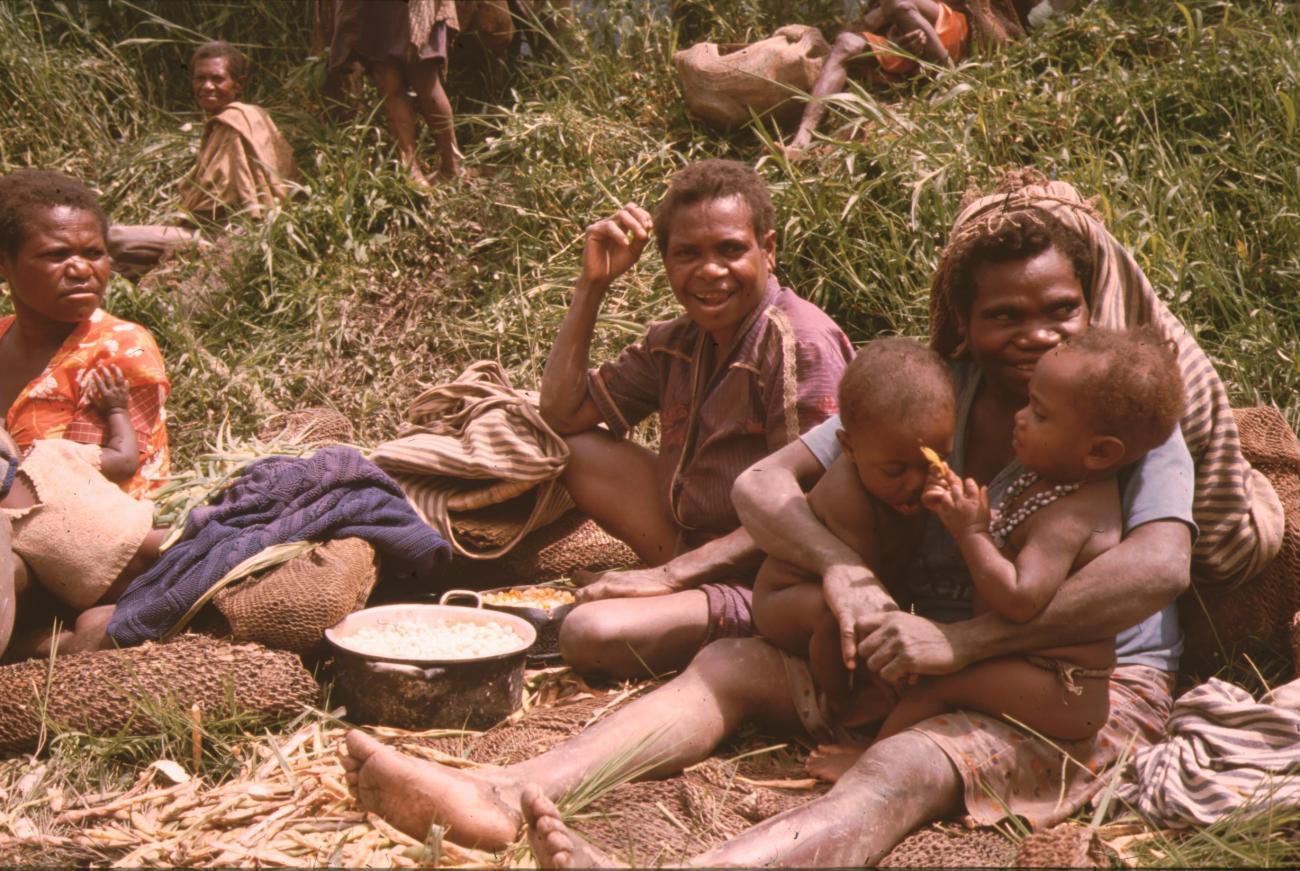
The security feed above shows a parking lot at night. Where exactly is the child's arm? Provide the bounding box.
[87,365,140,483]
[922,470,1086,623]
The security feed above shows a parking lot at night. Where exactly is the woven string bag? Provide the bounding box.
[257,407,355,446]
[452,513,639,588]
[212,537,378,654]
[1180,406,1300,676]
[0,635,317,752]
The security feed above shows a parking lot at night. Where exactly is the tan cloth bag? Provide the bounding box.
[673,25,830,130]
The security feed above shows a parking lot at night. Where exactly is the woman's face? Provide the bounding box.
[192,56,243,115]
[959,244,1089,399]
[0,206,110,324]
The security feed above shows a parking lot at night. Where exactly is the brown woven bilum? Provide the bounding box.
[256,407,355,446]
[1180,406,1300,676]
[1013,823,1113,868]
[880,824,1015,868]
[213,538,378,654]
[0,635,317,752]
[453,513,639,587]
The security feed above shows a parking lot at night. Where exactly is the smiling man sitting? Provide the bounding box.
[108,40,297,277]
[539,159,853,680]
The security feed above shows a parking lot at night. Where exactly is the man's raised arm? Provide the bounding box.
[539,203,653,434]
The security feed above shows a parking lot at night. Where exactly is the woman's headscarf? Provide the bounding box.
[930,173,1284,589]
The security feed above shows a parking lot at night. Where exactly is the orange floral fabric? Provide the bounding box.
[1,309,170,498]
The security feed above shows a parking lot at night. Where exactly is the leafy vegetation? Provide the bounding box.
[2,0,1299,865]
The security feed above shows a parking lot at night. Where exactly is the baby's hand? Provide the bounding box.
[921,468,989,538]
[88,365,130,414]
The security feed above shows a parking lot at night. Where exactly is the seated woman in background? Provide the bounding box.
[109,40,297,276]
[0,169,171,498]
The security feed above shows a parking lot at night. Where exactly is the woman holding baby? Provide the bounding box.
[1,169,173,660]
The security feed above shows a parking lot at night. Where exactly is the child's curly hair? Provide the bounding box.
[839,337,955,434]
[930,169,1097,356]
[1060,326,1185,461]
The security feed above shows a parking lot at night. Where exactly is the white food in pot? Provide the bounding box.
[345,618,524,660]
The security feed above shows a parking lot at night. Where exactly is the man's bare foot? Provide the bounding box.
[341,730,523,849]
[522,784,615,869]
[806,743,868,783]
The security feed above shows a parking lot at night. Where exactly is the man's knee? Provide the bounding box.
[558,600,625,669]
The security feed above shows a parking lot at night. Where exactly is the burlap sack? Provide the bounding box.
[674,25,829,130]
[1180,406,1300,676]
[213,538,378,654]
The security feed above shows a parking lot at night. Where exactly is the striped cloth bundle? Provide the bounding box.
[930,177,1285,589]
[1115,677,1300,827]
[370,361,574,558]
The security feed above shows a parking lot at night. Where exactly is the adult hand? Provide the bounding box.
[857,610,967,686]
[572,565,680,603]
[579,203,653,292]
[822,563,898,671]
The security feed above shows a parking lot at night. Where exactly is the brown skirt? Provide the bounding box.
[328,0,452,70]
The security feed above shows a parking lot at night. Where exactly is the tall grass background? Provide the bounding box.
[2,1,1300,863]
[2,0,1295,466]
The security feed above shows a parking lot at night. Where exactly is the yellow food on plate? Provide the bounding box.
[481,587,576,612]
[920,445,950,477]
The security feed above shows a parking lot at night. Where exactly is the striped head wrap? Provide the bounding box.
[929,171,1284,589]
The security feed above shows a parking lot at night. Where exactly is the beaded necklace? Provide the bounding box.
[988,471,1081,549]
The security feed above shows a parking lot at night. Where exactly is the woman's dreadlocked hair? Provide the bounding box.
[930,170,1096,357]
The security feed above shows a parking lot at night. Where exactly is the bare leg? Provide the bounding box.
[368,60,429,184]
[559,589,709,678]
[876,657,1110,743]
[525,728,963,868]
[560,429,679,566]
[783,31,871,153]
[341,638,803,849]
[881,0,953,65]
[750,559,824,653]
[407,59,461,178]
[695,730,961,867]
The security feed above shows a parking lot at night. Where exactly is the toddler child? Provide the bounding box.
[752,337,956,726]
[2,366,167,659]
[897,326,1185,742]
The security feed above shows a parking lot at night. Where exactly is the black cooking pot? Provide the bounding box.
[325,603,536,730]
[439,586,576,663]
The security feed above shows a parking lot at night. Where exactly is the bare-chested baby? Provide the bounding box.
[757,327,1184,765]
[752,337,956,728]
[899,326,1184,743]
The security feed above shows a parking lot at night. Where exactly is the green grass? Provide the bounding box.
[2,0,1300,865]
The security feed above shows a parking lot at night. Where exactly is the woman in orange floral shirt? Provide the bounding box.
[0,170,170,499]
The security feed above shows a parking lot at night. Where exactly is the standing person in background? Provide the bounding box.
[328,0,462,183]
